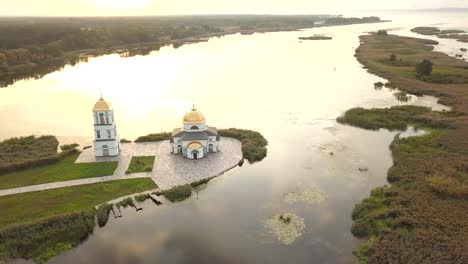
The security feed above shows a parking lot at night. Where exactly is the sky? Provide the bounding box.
[0,0,467,16]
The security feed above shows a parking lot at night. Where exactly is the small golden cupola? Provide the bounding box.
[183,106,206,124]
[92,97,111,112]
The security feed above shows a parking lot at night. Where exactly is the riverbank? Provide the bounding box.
[340,32,468,263]
[0,15,385,88]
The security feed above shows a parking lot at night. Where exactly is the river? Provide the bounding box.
[1,11,464,264]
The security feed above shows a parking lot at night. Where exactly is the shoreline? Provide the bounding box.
[341,32,468,263]
[0,18,387,88]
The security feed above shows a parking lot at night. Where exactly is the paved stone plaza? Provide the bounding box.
[77,137,243,189]
[0,137,242,197]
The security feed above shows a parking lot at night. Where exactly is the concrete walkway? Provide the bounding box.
[0,137,242,197]
[0,173,150,197]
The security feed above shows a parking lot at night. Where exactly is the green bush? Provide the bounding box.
[219,128,268,163]
[415,59,433,78]
[374,82,384,89]
[190,178,211,187]
[117,197,134,208]
[96,203,113,228]
[163,184,192,202]
[59,143,79,151]
[134,194,150,203]
[134,132,171,142]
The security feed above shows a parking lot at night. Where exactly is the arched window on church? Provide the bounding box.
[190,125,199,130]
[177,145,182,153]
[99,113,106,124]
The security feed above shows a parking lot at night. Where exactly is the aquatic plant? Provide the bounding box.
[265,213,305,245]
[284,188,325,205]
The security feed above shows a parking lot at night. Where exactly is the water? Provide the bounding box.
[1,12,458,264]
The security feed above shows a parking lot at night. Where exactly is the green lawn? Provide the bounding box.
[0,178,157,230]
[125,156,155,174]
[0,153,118,190]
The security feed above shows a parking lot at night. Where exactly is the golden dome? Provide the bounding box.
[93,98,110,111]
[187,142,203,150]
[183,107,206,124]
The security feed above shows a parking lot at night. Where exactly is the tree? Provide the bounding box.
[389,53,397,62]
[416,59,433,78]
[377,30,388,36]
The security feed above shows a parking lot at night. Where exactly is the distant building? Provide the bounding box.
[92,97,120,157]
[170,106,220,159]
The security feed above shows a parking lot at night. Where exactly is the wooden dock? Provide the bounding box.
[132,197,143,211]
[149,194,162,205]
[112,204,122,218]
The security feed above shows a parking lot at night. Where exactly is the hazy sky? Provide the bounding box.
[1,0,467,16]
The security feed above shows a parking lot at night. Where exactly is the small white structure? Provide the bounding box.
[92,97,120,157]
[170,106,220,159]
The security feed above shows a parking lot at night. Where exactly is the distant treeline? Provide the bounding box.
[0,15,381,87]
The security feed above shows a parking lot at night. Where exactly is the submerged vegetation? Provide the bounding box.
[344,31,468,263]
[125,156,155,174]
[219,128,268,163]
[265,213,305,245]
[284,188,325,205]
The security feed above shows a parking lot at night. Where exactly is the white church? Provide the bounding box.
[92,97,120,157]
[91,96,220,160]
[170,106,220,159]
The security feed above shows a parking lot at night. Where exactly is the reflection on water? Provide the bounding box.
[0,12,460,264]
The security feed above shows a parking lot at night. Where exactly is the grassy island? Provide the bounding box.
[299,35,332,40]
[341,31,468,263]
[411,26,468,43]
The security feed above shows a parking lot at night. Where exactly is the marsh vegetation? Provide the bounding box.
[344,31,468,263]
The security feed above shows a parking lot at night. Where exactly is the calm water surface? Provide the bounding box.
[1,12,461,264]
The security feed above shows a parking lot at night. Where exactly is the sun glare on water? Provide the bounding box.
[93,0,150,9]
